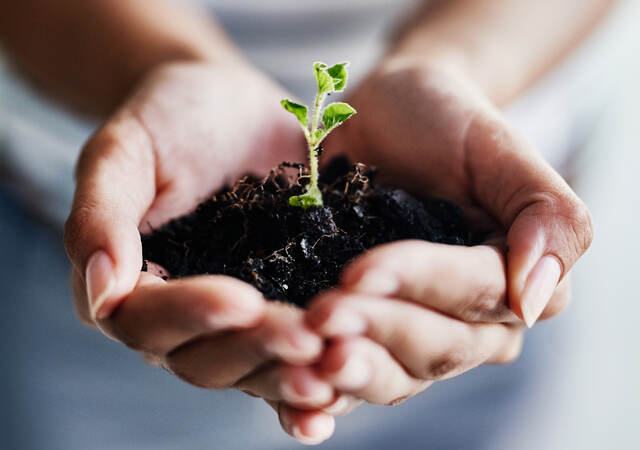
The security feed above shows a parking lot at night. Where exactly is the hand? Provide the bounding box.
[305,57,592,405]
[63,61,338,444]
[326,57,592,326]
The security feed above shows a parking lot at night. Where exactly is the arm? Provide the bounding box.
[0,0,239,116]
[389,0,615,104]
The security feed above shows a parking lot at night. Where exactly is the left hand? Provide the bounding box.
[301,56,591,405]
[304,241,570,405]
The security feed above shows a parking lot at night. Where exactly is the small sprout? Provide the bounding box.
[281,62,357,208]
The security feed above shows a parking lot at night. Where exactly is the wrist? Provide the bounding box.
[378,47,469,81]
[373,49,489,105]
[379,40,521,106]
[111,44,252,121]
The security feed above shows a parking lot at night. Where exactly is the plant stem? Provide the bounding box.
[306,91,326,204]
[311,92,325,136]
[308,144,321,195]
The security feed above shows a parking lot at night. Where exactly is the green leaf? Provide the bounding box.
[314,62,334,96]
[289,193,322,209]
[280,99,308,127]
[322,102,357,130]
[327,63,349,91]
[312,128,326,143]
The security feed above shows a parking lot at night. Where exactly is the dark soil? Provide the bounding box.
[141,157,480,307]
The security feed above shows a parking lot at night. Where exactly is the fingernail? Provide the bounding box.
[291,425,325,446]
[349,269,399,296]
[281,373,333,405]
[331,353,371,390]
[322,394,350,415]
[295,335,323,358]
[321,307,367,335]
[85,250,116,321]
[264,328,322,361]
[287,327,323,354]
[291,414,335,446]
[521,255,562,328]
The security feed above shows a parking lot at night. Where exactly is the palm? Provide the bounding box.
[328,65,495,221]
[127,63,305,227]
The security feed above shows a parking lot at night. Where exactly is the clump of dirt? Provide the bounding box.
[142,157,479,307]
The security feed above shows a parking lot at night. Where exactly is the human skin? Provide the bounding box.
[0,0,609,445]
[297,0,612,413]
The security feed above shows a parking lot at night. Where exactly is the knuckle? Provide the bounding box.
[460,287,510,322]
[541,192,594,257]
[565,199,594,254]
[421,342,470,380]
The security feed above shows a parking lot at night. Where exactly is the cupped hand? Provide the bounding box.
[325,57,592,326]
[63,61,341,444]
[305,57,592,405]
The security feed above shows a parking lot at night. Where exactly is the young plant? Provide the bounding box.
[281,62,357,208]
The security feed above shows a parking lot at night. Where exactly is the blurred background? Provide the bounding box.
[1,1,638,449]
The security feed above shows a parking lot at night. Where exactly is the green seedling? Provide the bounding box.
[281,62,357,208]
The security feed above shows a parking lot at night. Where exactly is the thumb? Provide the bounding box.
[465,114,594,327]
[64,111,156,321]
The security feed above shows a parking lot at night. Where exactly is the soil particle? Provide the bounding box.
[142,157,480,307]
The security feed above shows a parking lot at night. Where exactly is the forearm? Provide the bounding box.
[387,0,615,105]
[0,0,240,116]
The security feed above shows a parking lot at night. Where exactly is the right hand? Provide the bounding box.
[63,61,343,445]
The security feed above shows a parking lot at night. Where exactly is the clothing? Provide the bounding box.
[190,0,421,98]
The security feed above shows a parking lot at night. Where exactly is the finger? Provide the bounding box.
[342,241,570,324]
[341,241,517,323]
[99,273,265,355]
[165,302,322,389]
[70,261,169,328]
[319,336,428,405]
[465,114,593,326]
[243,302,324,365]
[263,392,363,416]
[308,292,524,381]
[321,394,363,416]
[267,401,336,446]
[235,364,334,409]
[538,273,571,322]
[64,110,156,321]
